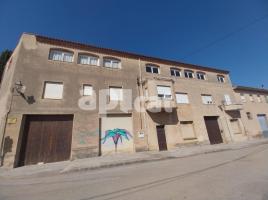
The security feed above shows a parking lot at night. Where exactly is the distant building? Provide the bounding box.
[0,33,267,168]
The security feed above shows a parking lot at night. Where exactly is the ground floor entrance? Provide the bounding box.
[257,114,268,138]
[156,125,167,151]
[100,114,134,155]
[204,116,223,144]
[18,115,73,166]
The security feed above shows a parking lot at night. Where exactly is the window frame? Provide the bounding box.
[43,81,64,100]
[146,64,160,74]
[201,94,213,105]
[78,53,99,66]
[49,49,74,63]
[103,57,121,69]
[196,72,206,80]
[156,85,172,100]
[184,70,194,79]
[217,75,225,83]
[170,68,181,77]
[175,92,189,104]
[109,86,123,101]
[82,84,93,96]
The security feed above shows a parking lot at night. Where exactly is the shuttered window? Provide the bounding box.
[201,94,213,104]
[83,85,93,96]
[43,82,63,99]
[157,86,172,100]
[109,87,123,101]
[176,93,189,104]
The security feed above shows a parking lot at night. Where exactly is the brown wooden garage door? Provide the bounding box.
[204,116,223,145]
[18,115,73,166]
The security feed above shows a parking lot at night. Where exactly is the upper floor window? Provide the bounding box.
[83,85,93,96]
[217,75,225,83]
[109,86,123,101]
[184,70,194,79]
[146,64,160,74]
[201,94,213,104]
[157,85,172,100]
[176,93,189,104]
[197,72,206,80]
[78,54,99,66]
[103,58,121,69]
[257,95,262,103]
[249,94,254,102]
[49,49,74,63]
[43,82,63,99]
[240,93,246,103]
[170,68,181,77]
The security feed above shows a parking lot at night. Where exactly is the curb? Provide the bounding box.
[61,139,268,174]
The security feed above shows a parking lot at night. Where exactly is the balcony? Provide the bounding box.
[145,98,177,112]
[222,101,243,111]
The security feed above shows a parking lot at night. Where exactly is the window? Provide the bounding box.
[43,82,63,99]
[246,112,253,120]
[240,93,246,103]
[109,87,123,101]
[170,68,181,77]
[176,93,189,104]
[83,85,93,96]
[184,70,194,78]
[103,58,121,69]
[201,94,213,104]
[146,64,160,74]
[49,50,73,62]
[217,75,225,83]
[157,86,172,100]
[249,94,254,102]
[197,72,206,80]
[224,94,232,105]
[257,95,262,103]
[78,54,99,66]
[266,96,268,103]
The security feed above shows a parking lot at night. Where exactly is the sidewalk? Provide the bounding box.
[1,138,268,178]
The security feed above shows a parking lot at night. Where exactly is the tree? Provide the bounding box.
[0,50,12,82]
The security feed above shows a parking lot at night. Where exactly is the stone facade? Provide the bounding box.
[0,33,267,168]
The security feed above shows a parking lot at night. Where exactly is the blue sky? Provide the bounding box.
[0,0,267,88]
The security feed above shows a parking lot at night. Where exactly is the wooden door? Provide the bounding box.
[19,115,73,166]
[204,116,223,144]
[156,125,167,151]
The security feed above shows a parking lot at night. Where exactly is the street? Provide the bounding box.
[1,144,268,200]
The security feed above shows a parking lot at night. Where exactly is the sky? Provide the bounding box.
[0,0,268,88]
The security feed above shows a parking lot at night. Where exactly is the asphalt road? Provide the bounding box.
[1,144,268,200]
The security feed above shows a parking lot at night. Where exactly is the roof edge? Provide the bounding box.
[31,34,229,74]
[233,85,268,94]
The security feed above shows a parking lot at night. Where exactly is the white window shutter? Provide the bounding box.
[44,82,63,99]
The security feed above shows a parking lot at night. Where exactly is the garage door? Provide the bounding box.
[257,114,268,138]
[18,115,73,166]
[101,115,133,155]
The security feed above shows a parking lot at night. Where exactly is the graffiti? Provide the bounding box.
[102,128,132,152]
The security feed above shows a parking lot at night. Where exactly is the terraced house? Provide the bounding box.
[0,33,267,168]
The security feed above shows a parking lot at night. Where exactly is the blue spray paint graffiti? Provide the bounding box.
[102,128,132,152]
